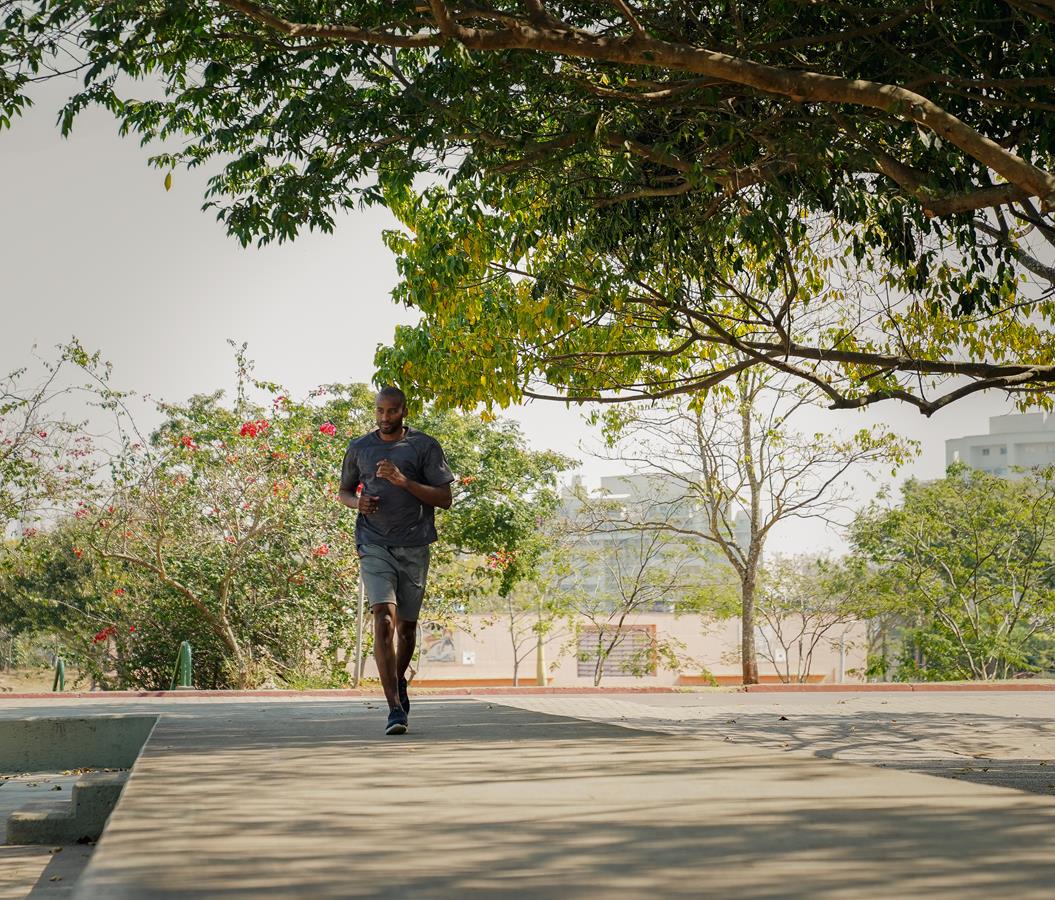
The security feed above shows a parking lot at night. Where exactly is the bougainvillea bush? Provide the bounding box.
[1,346,573,689]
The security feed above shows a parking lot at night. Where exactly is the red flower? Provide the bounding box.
[75,508,87,519]
[180,435,197,450]
[128,626,136,633]
[239,419,269,438]
[312,543,330,557]
[460,476,476,485]
[37,430,47,439]
[113,588,126,596]
[124,530,134,539]
[93,625,117,643]
[72,546,83,559]
[319,421,337,437]
[487,549,515,571]
[23,527,39,538]
[224,535,237,544]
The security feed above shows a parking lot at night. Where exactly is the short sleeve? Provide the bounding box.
[339,441,361,493]
[423,439,455,487]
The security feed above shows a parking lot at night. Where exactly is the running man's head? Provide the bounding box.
[375,386,407,436]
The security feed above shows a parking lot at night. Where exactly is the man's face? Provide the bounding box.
[375,395,406,434]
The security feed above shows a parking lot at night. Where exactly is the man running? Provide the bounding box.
[338,387,454,735]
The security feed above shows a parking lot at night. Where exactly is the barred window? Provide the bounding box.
[577,626,656,677]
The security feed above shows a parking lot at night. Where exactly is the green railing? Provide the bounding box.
[169,641,193,690]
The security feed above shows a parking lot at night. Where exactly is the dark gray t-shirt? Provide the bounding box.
[340,427,455,547]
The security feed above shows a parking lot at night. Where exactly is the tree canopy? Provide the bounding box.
[851,463,1055,680]
[4,2,1055,411]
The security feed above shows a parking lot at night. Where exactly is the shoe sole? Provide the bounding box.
[385,721,408,735]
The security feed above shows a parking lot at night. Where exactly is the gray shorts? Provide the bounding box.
[358,544,431,622]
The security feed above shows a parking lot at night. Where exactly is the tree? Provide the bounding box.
[562,485,715,686]
[0,341,111,531]
[755,555,866,684]
[477,521,576,686]
[587,368,913,683]
[4,3,1055,412]
[851,463,1055,680]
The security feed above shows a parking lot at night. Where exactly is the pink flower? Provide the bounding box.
[319,422,337,437]
[23,527,38,538]
[37,430,47,439]
[75,508,87,519]
[272,395,287,407]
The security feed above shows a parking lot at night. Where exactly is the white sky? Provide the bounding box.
[0,78,1026,557]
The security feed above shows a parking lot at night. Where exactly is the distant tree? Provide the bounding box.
[851,464,1055,680]
[755,555,866,684]
[586,368,914,683]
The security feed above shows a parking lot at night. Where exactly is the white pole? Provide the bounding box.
[353,575,365,688]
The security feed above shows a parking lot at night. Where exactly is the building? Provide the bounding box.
[946,412,1055,478]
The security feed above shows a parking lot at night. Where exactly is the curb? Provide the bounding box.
[0,686,681,700]
[743,682,1055,693]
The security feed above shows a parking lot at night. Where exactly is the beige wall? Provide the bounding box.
[355,612,868,686]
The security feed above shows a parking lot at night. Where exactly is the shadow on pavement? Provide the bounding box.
[65,699,1055,899]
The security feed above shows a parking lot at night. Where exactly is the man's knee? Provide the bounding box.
[372,604,397,636]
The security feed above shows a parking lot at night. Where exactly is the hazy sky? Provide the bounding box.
[0,78,1025,555]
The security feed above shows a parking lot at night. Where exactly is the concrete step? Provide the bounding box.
[6,771,127,845]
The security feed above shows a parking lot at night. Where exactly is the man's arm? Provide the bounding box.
[375,460,453,509]
[337,488,379,513]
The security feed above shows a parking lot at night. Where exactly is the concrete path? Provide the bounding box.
[2,693,1054,898]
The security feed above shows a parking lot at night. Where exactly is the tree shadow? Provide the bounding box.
[46,699,1055,899]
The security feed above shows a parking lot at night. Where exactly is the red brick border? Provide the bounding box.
[6,682,1055,699]
[0,686,681,701]
[743,682,1055,692]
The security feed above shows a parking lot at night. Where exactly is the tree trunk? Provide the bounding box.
[741,575,759,685]
[535,595,546,686]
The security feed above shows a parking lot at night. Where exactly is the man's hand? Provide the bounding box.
[376,459,408,487]
[358,494,381,514]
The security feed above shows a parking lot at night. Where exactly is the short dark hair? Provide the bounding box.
[376,386,407,407]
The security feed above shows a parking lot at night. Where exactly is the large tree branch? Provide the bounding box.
[218,0,1055,208]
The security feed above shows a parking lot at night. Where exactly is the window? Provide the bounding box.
[577,626,656,677]
[1000,447,1007,455]
[981,448,990,456]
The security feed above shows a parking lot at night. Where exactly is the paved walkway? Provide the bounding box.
[1,693,1054,898]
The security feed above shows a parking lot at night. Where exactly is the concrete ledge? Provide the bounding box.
[7,771,128,844]
[0,716,157,773]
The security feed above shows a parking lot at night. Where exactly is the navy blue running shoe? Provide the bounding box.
[385,707,408,736]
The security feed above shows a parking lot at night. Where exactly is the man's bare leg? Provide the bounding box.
[396,619,417,681]
[372,604,402,712]
[395,618,417,714]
